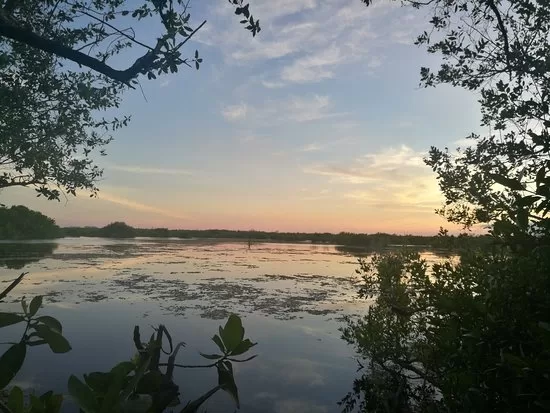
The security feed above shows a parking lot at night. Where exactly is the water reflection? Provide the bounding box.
[0,242,58,269]
[0,239,453,412]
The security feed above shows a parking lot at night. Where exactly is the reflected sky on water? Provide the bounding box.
[0,238,449,412]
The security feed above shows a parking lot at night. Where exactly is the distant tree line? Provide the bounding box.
[62,222,491,250]
[0,205,60,239]
[0,206,490,250]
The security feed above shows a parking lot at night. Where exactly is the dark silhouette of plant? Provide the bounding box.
[0,278,257,413]
[0,0,259,200]
[0,206,60,240]
[99,222,137,239]
[342,1,550,411]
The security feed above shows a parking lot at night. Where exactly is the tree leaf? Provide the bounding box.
[135,371,162,394]
[516,208,529,229]
[68,375,100,413]
[120,356,150,402]
[36,316,62,334]
[29,296,43,317]
[84,372,111,394]
[517,195,539,208]
[40,391,63,413]
[100,364,129,413]
[0,343,27,390]
[220,315,244,353]
[489,174,524,191]
[34,324,71,353]
[30,394,44,412]
[8,386,24,413]
[230,339,256,356]
[0,312,25,328]
[212,334,225,354]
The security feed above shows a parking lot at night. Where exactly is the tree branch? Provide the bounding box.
[0,17,160,84]
[0,272,28,301]
[485,0,512,79]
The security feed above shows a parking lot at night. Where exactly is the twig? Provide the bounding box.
[0,272,28,301]
[173,20,206,52]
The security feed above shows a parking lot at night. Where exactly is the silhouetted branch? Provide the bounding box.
[0,272,28,301]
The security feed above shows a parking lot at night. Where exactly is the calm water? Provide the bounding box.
[0,238,448,412]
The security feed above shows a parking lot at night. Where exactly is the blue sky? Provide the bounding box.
[5,0,485,234]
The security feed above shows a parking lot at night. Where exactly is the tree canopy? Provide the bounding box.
[406,0,550,246]
[0,205,60,239]
[342,1,550,412]
[0,0,259,200]
[99,221,136,238]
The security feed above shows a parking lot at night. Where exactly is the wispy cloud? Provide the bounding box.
[221,103,248,121]
[280,46,341,83]
[200,0,415,88]
[299,137,355,152]
[98,192,189,221]
[221,94,344,125]
[304,145,442,210]
[107,165,193,175]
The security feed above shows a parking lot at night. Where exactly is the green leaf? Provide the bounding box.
[30,394,44,412]
[0,343,27,390]
[8,386,24,413]
[220,315,244,352]
[199,353,223,360]
[41,391,63,413]
[36,316,63,334]
[68,375,100,413]
[29,296,43,317]
[34,325,71,353]
[0,312,25,328]
[84,372,111,394]
[110,362,135,377]
[212,334,225,354]
[100,365,129,413]
[489,173,524,191]
[516,208,529,229]
[135,371,162,394]
[120,356,151,402]
[230,339,257,356]
[120,395,152,413]
[217,361,239,408]
[517,195,540,208]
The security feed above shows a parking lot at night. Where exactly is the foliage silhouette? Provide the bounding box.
[0,279,257,413]
[0,0,259,200]
[343,0,550,412]
[0,206,60,240]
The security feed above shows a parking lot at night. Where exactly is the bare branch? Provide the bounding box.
[0,17,161,84]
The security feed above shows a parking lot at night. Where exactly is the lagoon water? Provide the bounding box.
[0,238,448,412]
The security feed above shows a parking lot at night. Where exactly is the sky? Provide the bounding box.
[3,0,486,234]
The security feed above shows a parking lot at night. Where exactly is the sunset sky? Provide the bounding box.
[4,0,485,234]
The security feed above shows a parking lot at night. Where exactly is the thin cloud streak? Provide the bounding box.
[98,192,189,221]
[221,94,346,125]
[304,145,443,211]
[107,165,194,176]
